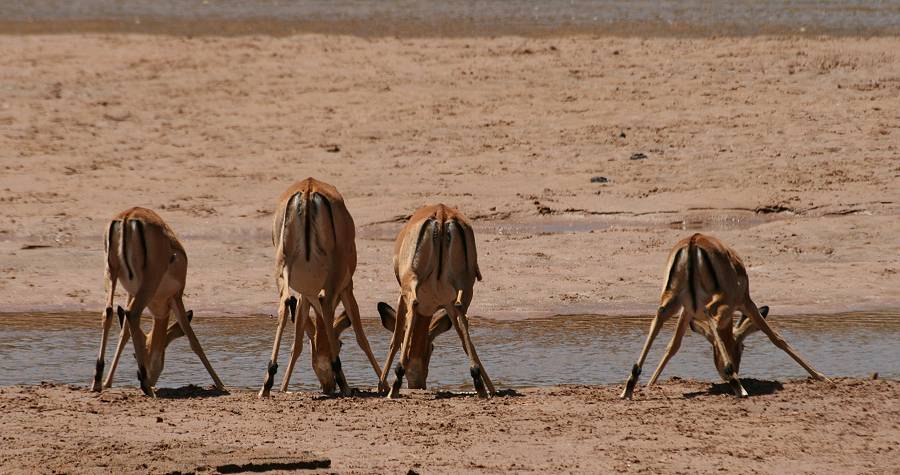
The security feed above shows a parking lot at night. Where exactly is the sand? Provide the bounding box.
[1,32,899,474]
[0,34,898,319]
[0,379,897,474]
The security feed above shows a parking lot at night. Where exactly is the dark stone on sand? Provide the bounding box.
[629,152,647,160]
[590,176,609,183]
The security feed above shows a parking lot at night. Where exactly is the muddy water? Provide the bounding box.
[1,311,896,391]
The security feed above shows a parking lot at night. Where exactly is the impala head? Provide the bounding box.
[693,306,769,378]
[116,306,196,388]
[377,302,453,389]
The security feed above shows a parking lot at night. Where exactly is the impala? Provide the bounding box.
[621,233,828,399]
[379,204,495,398]
[258,178,382,397]
[90,207,224,396]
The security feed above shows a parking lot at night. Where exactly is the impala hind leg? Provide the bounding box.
[341,287,385,392]
[259,263,294,398]
[91,268,118,392]
[621,292,680,399]
[103,322,130,389]
[172,296,225,391]
[646,302,694,388]
[380,296,406,396]
[281,297,309,392]
[102,295,133,389]
[446,300,495,398]
[388,296,417,399]
[742,299,829,381]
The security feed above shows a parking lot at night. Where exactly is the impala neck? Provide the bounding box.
[145,318,169,385]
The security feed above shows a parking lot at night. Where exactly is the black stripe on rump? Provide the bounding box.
[122,218,133,280]
[134,220,147,270]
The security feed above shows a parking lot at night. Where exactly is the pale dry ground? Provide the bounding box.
[0,35,898,319]
[0,379,897,474]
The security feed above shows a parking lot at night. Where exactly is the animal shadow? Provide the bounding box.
[311,388,386,400]
[683,378,784,399]
[154,384,229,399]
[434,388,522,399]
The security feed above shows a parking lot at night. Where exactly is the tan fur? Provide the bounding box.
[379,204,495,398]
[90,207,224,396]
[258,178,382,397]
[620,233,828,399]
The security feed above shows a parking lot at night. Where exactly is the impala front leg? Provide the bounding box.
[706,297,746,397]
[312,294,349,395]
[119,306,152,397]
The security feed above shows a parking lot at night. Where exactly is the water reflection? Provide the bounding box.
[0,312,896,390]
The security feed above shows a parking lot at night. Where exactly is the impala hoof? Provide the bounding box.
[91,358,105,392]
[388,364,405,399]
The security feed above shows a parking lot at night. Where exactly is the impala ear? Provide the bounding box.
[116,306,126,327]
[377,302,396,331]
[736,305,769,328]
[735,306,769,343]
[333,310,352,334]
[428,311,453,342]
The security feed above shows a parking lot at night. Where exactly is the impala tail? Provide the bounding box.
[117,217,148,282]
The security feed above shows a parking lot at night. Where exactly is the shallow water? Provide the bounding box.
[1,0,898,36]
[1,311,896,391]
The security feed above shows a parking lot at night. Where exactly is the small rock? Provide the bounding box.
[590,176,609,183]
[156,416,163,423]
[322,144,341,153]
[619,131,626,138]
[871,372,879,380]
[629,152,647,160]
[103,111,131,122]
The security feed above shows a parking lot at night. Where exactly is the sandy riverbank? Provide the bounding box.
[0,379,897,473]
[1,34,898,318]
